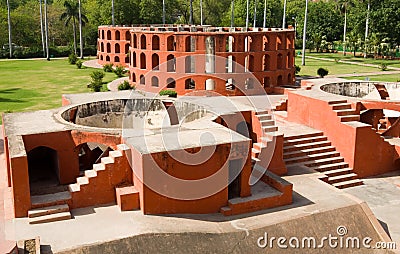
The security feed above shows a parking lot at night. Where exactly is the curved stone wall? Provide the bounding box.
[97,25,296,95]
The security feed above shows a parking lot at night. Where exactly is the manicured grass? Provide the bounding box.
[295,56,380,77]
[0,59,118,123]
[345,74,400,83]
[306,52,400,68]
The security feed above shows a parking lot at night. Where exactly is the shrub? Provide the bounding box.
[103,63,113,72]
[379,63,388,71]
[76,60,83,69]
[317,68,329,78]
[88,70,105,92]
[294,65,301,75]
[118,80,135,90]
[159,90,177,98]
[114,65,128,77]
[68,53,78,64]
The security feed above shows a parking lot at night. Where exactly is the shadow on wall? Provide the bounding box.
[157,190,314,223]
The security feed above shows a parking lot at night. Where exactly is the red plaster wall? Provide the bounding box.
[287,92,397,177]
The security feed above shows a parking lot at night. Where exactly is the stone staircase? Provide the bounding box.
[284,132,363,189]
[329,100,360,122]
[28,191,72,224]
[273,98,288,111]
[68,144,134,209]
[251,111,278,165]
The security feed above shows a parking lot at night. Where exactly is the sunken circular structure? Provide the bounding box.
[59,98,207,130]
[321,81,400,100]
[97,25,296,95]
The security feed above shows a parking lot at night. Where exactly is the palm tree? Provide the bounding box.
[282,0,287,28]
[301,0,309,66]
[6,0,12,58]
[60,1,88,56]
[338,0,353,56]
[78,0,84,59]
[44,0,49,60]
[189,0,193,25]
[111,0,115,26]
[363,0,370,58]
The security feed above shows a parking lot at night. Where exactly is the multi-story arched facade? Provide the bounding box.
[97,26,132,67]
[98,25,295,95]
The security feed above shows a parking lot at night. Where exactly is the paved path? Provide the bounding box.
[82,59,103,69]
[107,77,129,91]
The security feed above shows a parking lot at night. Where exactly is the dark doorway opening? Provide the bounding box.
[228,159,242,199]
[28,146,61,195]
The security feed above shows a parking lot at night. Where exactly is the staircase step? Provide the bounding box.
[28,204,69,218]
[283,132,324,141]
[283,146,336,159]
[68,183,80,193]
[328,100,348,105]
[284,151,340,165]
[253,142,267,151]
[256,110,270,115]
[323,167,353,177]
[331,103,352,110]
[77,176,89,185]
[31,191,71,209]
[335,109,358,116]
[284,136,327,145]
[260,120,275,126]
[262,126,278,132]
[327,173,357,184]
[84,169,97,178]
[309,161,349,172]
[305,157,345,167]
[283,141,331,152]
[251,148,260,157]
[332,179,363,189]
[340,115,360,122]
[29,211,71,224]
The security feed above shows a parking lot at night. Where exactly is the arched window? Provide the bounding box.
[133,34,137,48]
[125,57,129,64]
[125,31,131,41]
[226,78,235,90]
[277,75,283,86]
[167,54,176,72]
[132,52,136,67]
[115,30,120,40]
[106,55,110,62]
[185,36,195,52]
[263,77,270,88]
[114,56,120,62]
[106,43,111,53]
[140,75,145,85]
[263,35,270,51]
[185,78,195,89]
[115,43,120,53]
[100,55,103,61]
[167,78,176,88]
[152,54,159,70]
[140,53,146,69]
[288,73,292,84]
[245,55,254,72]
[185,56,194,73]
[245,78,254,89]
[140,35,146,49]
[287,52,292,68]
[263,54,270,71]
[101,42,104,52]
[107,30,111,40]
[152,35,160,50]
[101,30,105,39]
[125,44,129,54]
[151,76,159,87]
[277,53,283,69]
[131,73,136,82]
[167,36,175,51]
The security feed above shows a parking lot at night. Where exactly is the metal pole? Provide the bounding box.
[6,0,12,58]
[231,0,235,27]
[78,0,83,59]
[253,0,257,28]
[364,0,370,58]
[39,0,45,57]
[189,0,193,25]
[245,0,249,30]
[44,0,50,60]
[200,0,203,26]
[282,0,287,28]
[301,0,308,66]
[263,0,267,28]
[111,0,115,26]
[162,0,166,25]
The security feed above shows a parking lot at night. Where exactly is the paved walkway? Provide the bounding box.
[82,59,103,69]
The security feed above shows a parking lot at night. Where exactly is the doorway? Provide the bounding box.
[228,159,242,199]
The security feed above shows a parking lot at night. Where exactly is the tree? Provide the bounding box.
[337,0,353,55]
[60,1,88,55]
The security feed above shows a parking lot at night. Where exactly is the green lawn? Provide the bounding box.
[305,52,400,68]
[0,59,117,123]
[345,74,400,83]
[295,56,380,77]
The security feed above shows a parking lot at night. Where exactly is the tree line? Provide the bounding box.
[0,0,399,58]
